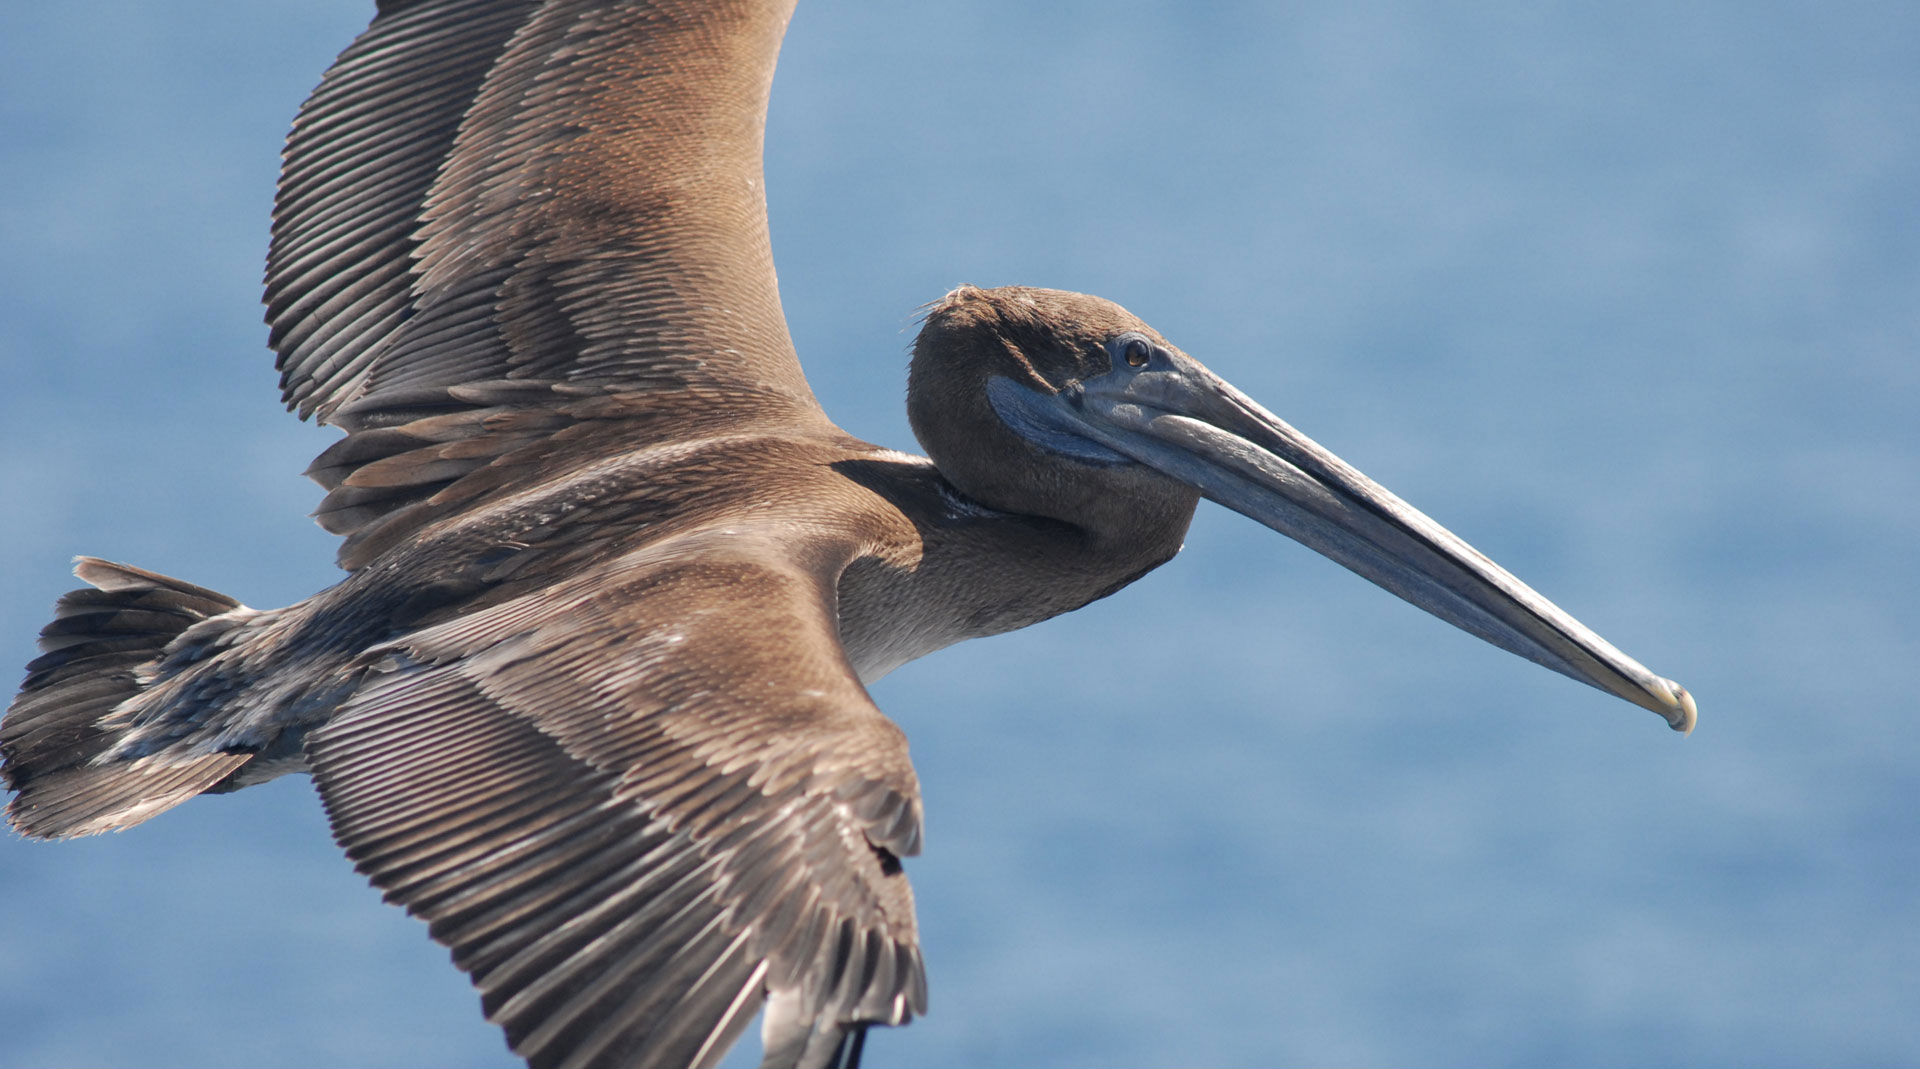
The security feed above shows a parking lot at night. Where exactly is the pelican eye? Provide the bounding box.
[1115,334,1153,368]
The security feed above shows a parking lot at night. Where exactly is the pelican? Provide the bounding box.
[1,2,1695,1067]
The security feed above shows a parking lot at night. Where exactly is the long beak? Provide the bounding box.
[996,351,1696,733]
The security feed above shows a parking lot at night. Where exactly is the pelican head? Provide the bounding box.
[909,285,1695,731]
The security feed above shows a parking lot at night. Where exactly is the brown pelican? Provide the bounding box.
[1,2,1695,1067]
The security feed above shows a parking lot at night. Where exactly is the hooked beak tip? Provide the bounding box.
[1657,681,1698,735]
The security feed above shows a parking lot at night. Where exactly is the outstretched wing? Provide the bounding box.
[307,529,926,1069]
[268,0,827,569]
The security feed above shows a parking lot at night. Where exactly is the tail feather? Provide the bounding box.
[3,558,250,839]
[8,751,252,840]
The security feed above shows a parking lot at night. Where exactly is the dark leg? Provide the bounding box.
[843,1022,870,1069]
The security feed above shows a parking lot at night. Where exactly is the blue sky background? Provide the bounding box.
[2,2,1915,1066]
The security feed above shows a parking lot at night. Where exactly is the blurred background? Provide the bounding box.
[2,2,1914,1066]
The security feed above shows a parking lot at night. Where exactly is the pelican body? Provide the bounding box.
[0,2,1694,1067]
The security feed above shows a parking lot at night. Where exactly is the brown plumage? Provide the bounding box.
[2,2,1696,1068]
